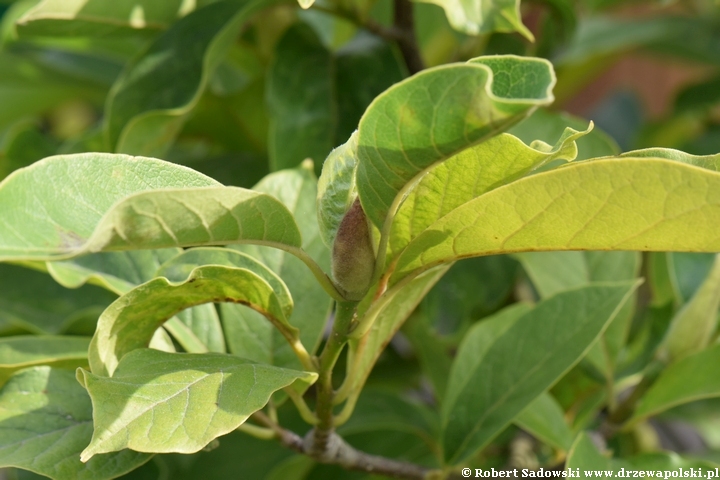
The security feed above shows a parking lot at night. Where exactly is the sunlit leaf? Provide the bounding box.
[414,0,532,39]
[356,55,555,229]
[0,154,302,262]
[389,125,589,259]
[393,158,720,285]
[89,254,293,376]
[17,0,210,36]
[79,349,317,459]
[509,109,619,161]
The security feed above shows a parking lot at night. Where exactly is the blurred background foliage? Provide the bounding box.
[2,0,720,478]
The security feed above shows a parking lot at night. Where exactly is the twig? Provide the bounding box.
[251,411,304,453]
[393,0,425,74]
[310,4,405,42]
[310,300,358,455]
[309,0,424,74]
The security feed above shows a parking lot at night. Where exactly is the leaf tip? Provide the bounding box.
[79,448,94,463]
[75,367,89,389]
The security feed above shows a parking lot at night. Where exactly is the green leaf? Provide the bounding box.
[516,251,640,301]
[648,252,676,307]
[633,344,720,421]
[414,0,533,39]
[515,251,588,298]
[47,249,181,294]
[157,247,296,357]
[393,158,720,285]
[356,55,555,229]
[660,254,720,361]
[516,251,640,373]
[585,251,641,371]
[105,0,266,157]
[48,248,226,353]
[169,305,226,353]
[666,252,716,305]
[267,23,333,171]
[0,52,106,130]
[389,124,589,259]
[93,186,304,251]
[148,327,176,353]
[0,154,212,259]
[226,165,333,367]
[566,432,615,471]
[441,282,638,464]
[619,147,720,172]
[625,452,720,471]
[156,252,290,315]
[339,266,450,401]
[0,154,303,261]
[337,388,438,441]
[402,312,453,399]
[0,56,105,129]
[558,16,720,67]
[267,25,405,172]
[420,255,520,337]
[514,392,574,451]
[567,431,719,473]
[89,251,294,376]
[0,367,151,480]
[509,109,619,160]
[0,335,90,386]
[0,263,115,335]
[155,430,295,480]
[79,349,317,459]
[17,0,208,36]
[0,121,57,181]
[316,132,358,249]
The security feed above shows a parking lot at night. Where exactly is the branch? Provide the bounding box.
[253,412,434,479]
[309,0,425,75]
[307,431,431,479]
[393,0,425,74]
[310,4,404,42]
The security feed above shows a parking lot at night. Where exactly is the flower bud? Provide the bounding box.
[332,199,375,301]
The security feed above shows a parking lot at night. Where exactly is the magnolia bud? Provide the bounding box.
[332,199,375,301]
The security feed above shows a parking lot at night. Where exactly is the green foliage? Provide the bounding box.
[0,367,151,479]
[79,349,316,460]
[2,0,720,478]
[442,283,637,464]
